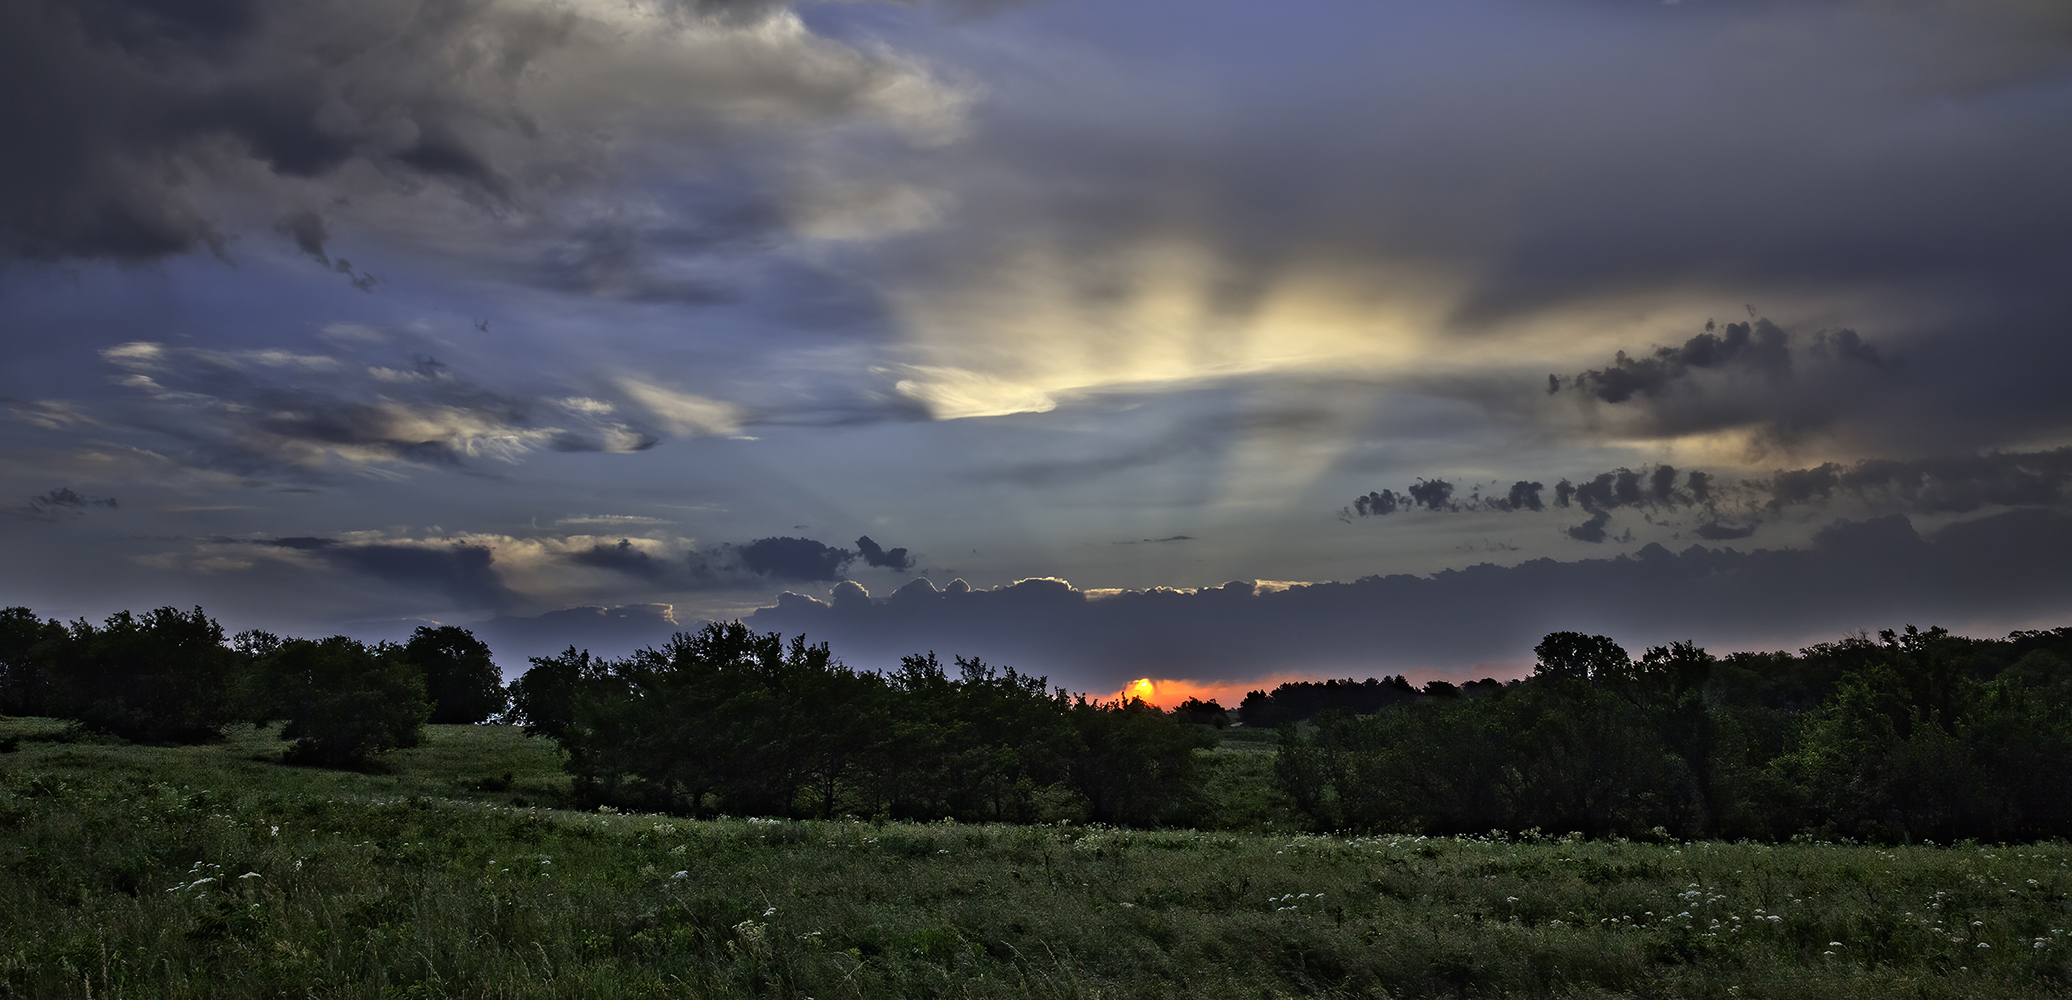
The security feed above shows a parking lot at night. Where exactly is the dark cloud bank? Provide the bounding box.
[744,509,2072,689]
[1347,447,2072,544]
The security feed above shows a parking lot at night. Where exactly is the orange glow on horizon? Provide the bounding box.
[1110,676,1311,711]
[1111,666,1535,712]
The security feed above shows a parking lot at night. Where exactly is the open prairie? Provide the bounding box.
[4,721,2070,999]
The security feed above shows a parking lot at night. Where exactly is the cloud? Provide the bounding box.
[322,541,509,610]
[4,399,102,431]
[745,508,2072,692]
[616,379,744,437]
[1560,319,1801,404]
[0,0,971,278]
[1544,317,1913,451]
[1565,510,1612,544]
[738,536,855,580]
[854,535,915,570]
[91,342,658,481]
[17,487,119,522]
[471,603,686,669]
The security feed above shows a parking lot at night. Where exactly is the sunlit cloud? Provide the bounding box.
[617,379,746,437]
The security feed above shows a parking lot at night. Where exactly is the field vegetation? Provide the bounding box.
[8,604,2072,995]
[6,720,2072,999]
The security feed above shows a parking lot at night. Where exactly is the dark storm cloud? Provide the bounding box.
[738,536,856,581]
[746,508,2072,689]
[325,541,510,610]
[1565,511,1612,544]
[1817,450,2072,514]
[1560,319,1800,405]
[0,0,505,260]
[1347,448,2072,531]
[0,0,968,314]
[566,538,771,590]
[1347,465,1706,518]
[881,1,2072,464]
[1544,318,1913,449]
[1406,479,1453,511]
[854,535,915,570]
[570,539,681,582]
[1351,490,1400,516]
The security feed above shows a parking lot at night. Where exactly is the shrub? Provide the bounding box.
[260,637,431,766]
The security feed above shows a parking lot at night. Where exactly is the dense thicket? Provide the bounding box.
[1273,626,2072,843]
[0,606,495,763]
[506,621,1215,825]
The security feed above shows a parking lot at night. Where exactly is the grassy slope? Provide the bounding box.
[3,720,2071,999]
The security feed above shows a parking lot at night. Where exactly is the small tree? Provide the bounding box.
[402,626,508,723]
[260,637,431,767]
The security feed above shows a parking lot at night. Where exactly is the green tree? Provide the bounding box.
[402,625,508,723]
[259,637,431,767]
[507,646,598,739]
[1070,695,1216,826]
[44,607,243,742]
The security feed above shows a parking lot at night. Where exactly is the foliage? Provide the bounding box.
[12,606,243,742]
[505,622,1216,825]
[401,625,508,723]
[256,636,432,767]
[5,720,2072,999]
[1270,624,2072,844]
[0,606,63,716]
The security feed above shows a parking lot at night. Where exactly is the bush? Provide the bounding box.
[260,637,431,767]
[38,607,241,742]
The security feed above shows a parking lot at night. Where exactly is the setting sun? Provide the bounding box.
[1122,678,1157,703]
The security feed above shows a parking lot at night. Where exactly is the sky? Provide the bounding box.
[4,0,2071,703]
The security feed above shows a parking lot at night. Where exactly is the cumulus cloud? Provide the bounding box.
[854,535,915,570]
[1545,317,1909,451]
[1565,510,1613,544]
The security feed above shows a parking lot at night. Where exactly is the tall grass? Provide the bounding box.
[3,719,2069,998]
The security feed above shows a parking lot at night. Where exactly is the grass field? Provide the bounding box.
[4,719,2072,998]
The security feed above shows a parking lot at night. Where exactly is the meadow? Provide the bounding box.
[5,720,2072,998]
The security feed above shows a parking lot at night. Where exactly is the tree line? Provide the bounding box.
[10,600,2072,841]
[507,621,1215,826]
[0,605,1216,824]
[1272,626,2072,843]
[0,606,505,765]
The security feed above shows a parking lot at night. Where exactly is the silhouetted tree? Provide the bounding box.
[402,625,507,723]
[257,636,431,767]
[44,607,242,742]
